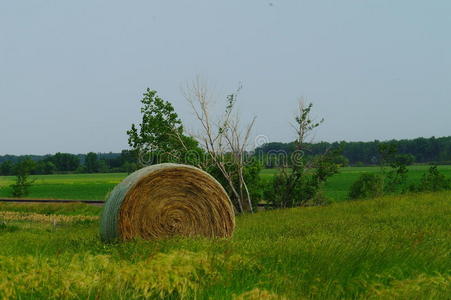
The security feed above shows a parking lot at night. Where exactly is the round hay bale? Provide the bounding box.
[100,163,235,242]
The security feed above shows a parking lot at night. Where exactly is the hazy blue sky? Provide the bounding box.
[1,1,450,155]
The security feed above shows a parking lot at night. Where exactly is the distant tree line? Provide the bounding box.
[1,136,450,176]
[255,136,451,167]
[0,150,138,176]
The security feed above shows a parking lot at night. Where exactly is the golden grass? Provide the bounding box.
[0,250,253,299]
[0,211,98,224]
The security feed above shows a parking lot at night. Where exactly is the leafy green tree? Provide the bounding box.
[127,88,201,166]
[34,161,56,175]
[97,160,110,173]
[348,173,384,199]
[378,143,409,193]
[119,150,138,164]
[395,154,415,166]
[75,165,87,174]
[378,143,398,168]
[0,161,14,176]
[122,161,138,174]
[85,152,98,173]
[50,153,80,172]
[10,159,36,197]
[411,166,451,192]
[331,154,349,167]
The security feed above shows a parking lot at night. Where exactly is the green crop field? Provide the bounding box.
[0,173,124,200]
[1,165,451,202]
[323,165,451,201]
[0,192,450,299]
[258,165,451,202]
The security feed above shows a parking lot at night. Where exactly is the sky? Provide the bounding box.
[1,0,450,155]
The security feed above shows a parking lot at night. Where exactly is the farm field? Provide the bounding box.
[0,191,450,299]
[262,165,451,201]
[0,173,124,200]
[1,165,449,202]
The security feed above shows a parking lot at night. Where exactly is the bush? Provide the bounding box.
[384,164,408,194]
[349,143,411,200]
[411,166,451,192]
[348,173,384,200]
[307,191,330,206]
[394,154,415,166]
[264,170,316,208]
[265,151,340,208]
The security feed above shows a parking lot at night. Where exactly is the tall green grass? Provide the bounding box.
[0,192,450,299]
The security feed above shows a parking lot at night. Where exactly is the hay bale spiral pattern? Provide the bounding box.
[100,163,235,242]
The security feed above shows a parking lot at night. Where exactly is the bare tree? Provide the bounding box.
[182,78,256,213]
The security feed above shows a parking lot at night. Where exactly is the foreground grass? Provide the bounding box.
[1,165,450,202]
[0,192,450,299]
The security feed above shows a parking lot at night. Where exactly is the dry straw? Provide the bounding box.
[100,163,235,242]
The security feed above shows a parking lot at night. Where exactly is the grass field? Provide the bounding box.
[262,165,451,201]
[0,192,449,299]
[0,173,124,200]
[1,165,450,202]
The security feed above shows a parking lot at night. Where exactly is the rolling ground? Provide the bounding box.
[0,166,450,298]
[0,192,450,299]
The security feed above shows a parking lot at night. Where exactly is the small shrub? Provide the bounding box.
[348,173,384,199]
[349,143,412,200]
[265,161,338,208]
[411,166,451,192]
[384,164,408,194]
